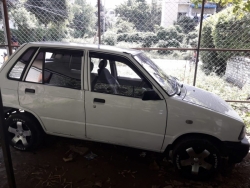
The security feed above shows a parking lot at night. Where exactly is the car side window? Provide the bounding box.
[25,49,83,89]
[25,51,44,83]
[8,48,38,80]
[43,50,83,89]
[90,52,152,98]
[116,61,140,79]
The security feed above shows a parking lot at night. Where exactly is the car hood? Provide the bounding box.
[183,85,242,121]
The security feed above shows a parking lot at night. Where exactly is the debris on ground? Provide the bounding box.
[149,160,160,171]
[63,150,77,162]
[118,170,137,178]
[84,152,98,160]
[140,152,147,157]
[63,145,89,162]
[69,145,89,155]
[92,181,102,188]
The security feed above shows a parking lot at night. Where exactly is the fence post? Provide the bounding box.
[193,0,206,86]
[0,89,16,188]
[1,0,12,56]
[98,0,101,45]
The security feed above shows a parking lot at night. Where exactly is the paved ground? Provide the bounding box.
[0,136,250,188]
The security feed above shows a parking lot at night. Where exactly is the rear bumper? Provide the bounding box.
[224,136,249,163]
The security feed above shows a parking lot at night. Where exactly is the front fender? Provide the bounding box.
[161,97,244,152]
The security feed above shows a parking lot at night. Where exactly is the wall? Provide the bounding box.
[225,56,250,88]
[161,0,178,27]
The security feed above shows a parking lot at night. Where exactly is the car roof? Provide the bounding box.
[28,42,141,55]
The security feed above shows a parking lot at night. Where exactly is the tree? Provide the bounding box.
[70,0,96,38]
[192,0,250,14]
[25,0,69,26]
[10,6,40,43]
[200,7,250,75]
[115,0,161,32]
[174,16,197,34]
[0,0,18,20]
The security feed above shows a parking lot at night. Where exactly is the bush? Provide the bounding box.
[174,16,197,34]
[200,15,225,75]
[174,25,183,33]
[156,26,184,43]
[102,31,117,46]
[156,39,180,55]
[126,32,143,43]
[115,19,136,34]
[117,33,129,42]
[200,7,250,76]
[213,8,250,60]
[0,30,5,44]
[141,32,158,47]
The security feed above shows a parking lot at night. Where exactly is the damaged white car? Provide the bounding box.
[0,42,248,179]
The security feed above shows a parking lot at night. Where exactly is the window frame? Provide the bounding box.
[88,51,153,97]
[23,47,84,90]
[7,47,39,81]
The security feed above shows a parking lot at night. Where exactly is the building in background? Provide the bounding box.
[161,0,216,27]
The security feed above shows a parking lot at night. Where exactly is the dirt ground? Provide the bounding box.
[0,136,250,188]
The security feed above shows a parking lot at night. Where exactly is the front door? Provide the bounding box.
[85,52,167,152]
[19,48,86,138]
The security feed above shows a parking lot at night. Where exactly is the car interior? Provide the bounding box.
[90,54,152,97]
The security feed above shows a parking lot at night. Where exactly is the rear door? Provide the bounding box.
[19,47,86,138]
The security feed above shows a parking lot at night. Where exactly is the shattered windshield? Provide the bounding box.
[134,53,176,96]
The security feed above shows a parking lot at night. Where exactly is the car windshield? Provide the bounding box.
[134,53,176,96]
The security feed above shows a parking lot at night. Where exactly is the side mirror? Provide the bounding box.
[142,90,161,101]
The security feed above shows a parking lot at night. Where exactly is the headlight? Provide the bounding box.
[238,126,246,140]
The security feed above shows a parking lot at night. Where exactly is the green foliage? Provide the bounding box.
[200,7,250,75]
[126,32,144,43]
[26,0,69,26]
[156,39,180,54]
[192,0,250,14]
[174,16,197,34]
[117,33,129,42]
[115,18,136,34]
[213,8,250,52]
[141,32,158,47]
[9,6,40,44]
[116,32,158,47]
[156,26,184,43]
[0,30,5,44]
[115,0,161,32]
[102,31,117,46]
[71,0,96,38]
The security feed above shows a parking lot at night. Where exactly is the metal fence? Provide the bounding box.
[0,0,249,104]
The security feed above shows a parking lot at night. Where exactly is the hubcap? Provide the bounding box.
[180,147,212,174]
[8,121,31,147]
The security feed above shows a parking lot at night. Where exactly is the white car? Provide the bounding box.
[0,42,248,179]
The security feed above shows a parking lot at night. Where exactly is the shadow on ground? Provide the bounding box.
[0,136,250,188]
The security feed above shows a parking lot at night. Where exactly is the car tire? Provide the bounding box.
[6,113,43,151]
[172,137,221,180]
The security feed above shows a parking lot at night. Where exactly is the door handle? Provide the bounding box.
[94,98,105,103]
[25,88,35,94]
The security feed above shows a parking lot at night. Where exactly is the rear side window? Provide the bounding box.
[8,48,38,80]
[24,48,83,89]
[43,49,83,89]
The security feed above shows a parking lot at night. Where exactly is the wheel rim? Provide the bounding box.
[8,121,32,147]
[180,147,213,174]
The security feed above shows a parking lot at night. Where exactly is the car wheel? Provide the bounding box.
[6,113,43,151]
[173,137,221,179]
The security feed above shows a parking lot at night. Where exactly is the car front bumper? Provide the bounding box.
[224,136,249,163]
